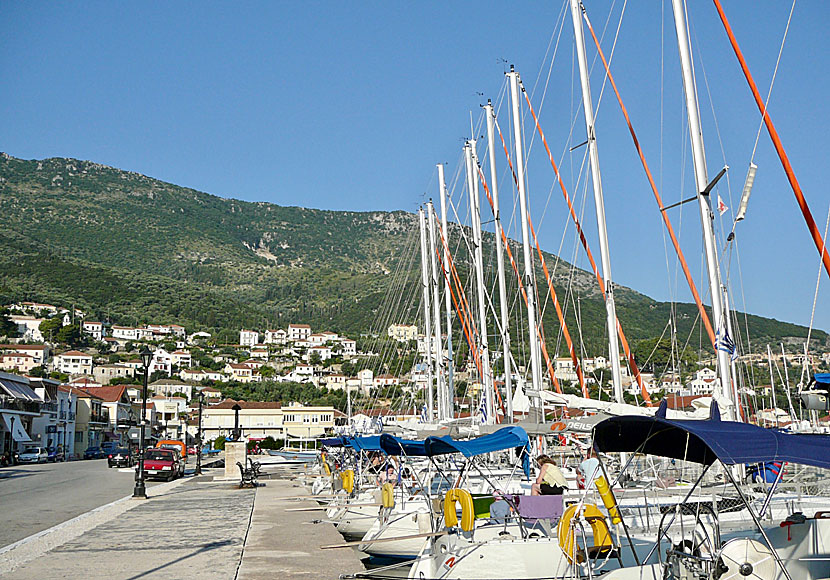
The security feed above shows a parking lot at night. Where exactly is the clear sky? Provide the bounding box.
[3,1,830,336]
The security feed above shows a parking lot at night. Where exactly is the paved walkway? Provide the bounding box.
[2,469,366,579]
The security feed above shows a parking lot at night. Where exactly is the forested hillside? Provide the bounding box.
[0,153,824,355]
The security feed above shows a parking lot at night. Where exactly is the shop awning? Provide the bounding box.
[0,375,42,403]
[1,413,33,443]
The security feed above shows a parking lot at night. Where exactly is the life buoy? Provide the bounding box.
[557,504,613,564]
[341,469,355,494]
[381,482,395,508]
[594,475,622,525]
[443,488,475,532]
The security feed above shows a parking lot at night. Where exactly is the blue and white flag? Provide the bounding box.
[716,327,738,361]
[478,397,487,424]
[419,404,428,423]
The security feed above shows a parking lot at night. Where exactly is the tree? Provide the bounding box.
[39,318,63,341]
[28,365,47,378]
[56,324,84,347]
[0,309,18,338]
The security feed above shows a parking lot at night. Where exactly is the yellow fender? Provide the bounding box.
[557,504,614,564]
[341,469,354,494]
[381,483,395,508]
[595,475,622,525]
[322,461,332,477]
[443,488,475,532]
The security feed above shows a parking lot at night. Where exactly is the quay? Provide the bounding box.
[0,464,364,580]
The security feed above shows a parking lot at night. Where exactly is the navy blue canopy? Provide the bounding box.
[424,426,529,458]
[379,434,427,456]
[814,373,830,389]
[593,401,830,469]
[345,436,384,452]
[320,437,346,447]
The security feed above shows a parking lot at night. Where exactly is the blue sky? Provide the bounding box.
[2,1,829,336]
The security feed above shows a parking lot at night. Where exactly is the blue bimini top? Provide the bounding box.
[593,400,830,469]
[424,426,529,458]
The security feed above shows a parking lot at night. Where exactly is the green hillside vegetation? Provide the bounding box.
[0,153,825,362]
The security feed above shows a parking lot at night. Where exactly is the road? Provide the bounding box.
[0,458,173,548]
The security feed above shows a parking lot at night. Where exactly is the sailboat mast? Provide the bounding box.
[418,207,435,420]
[671,0,734,418]
[570,0,623,403]
[465,141,495,424]
[426,201,446,421]
[507,68,544,413]
[485,100,513,423]
[438,164,455,420]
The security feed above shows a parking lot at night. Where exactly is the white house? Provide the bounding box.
[307,345,332,362]
[149,348,172,376]
[239,329,259,348]
[171,350,192,369]
[288,324,312,342]
[264,329,287,345]
[225,363,260,383]
[358,369,374,394]
[82,321,104,341]
[340,339,357,358]
[111,326,139,341]
[56,350,93,375]
[10,315,45,342]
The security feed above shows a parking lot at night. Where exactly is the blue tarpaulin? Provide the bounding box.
[320,437,346,447]
[424,426,529,458]
[593,401,830,469]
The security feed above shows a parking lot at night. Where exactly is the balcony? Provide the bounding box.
[68,411,76,421]
[42,402,58,414]
[59,410,67,420]
[0,399,41,414]
[90,413,109,424]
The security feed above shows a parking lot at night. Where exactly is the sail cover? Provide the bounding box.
[424,426,529,458]
[593,401,830,469]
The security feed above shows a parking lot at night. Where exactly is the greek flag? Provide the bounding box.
[374,416,384,433]
[419,404,427,423]
[478,398,487,424]
[716,327,738,361]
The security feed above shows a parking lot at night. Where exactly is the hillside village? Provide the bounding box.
[2,299,829,462]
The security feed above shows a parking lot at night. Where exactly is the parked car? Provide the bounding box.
[187,446,197,456]
[107,448,133,468]
[140,448,184,481]
[156,440,187,461]
[101,441,118,454]
[46,446,63,462]
[18,446,48,464]
[83,446,106,460]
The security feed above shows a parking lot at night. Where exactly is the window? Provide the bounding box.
[303,415,310,423]
[75,431,84,442]
[312,415,319,423]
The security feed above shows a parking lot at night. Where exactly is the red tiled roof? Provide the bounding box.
[83,385,128,402]
[60,350,90,357]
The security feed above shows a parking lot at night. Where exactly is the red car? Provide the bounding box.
[140,448,184,481]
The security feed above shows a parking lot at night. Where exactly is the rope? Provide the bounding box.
[750,0,797,162]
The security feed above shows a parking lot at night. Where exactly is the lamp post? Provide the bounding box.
[195,391,204,475]
[133,346,153,499]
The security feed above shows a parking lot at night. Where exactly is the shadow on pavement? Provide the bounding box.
[124,539,235,580]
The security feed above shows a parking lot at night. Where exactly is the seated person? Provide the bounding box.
[531,454,568,495]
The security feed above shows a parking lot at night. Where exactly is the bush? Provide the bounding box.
[213,435,226,450]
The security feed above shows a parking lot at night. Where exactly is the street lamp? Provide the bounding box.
[195,391,204,475]
[133,346,153,499]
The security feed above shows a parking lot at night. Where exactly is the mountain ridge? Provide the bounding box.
[0,153,824,354]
